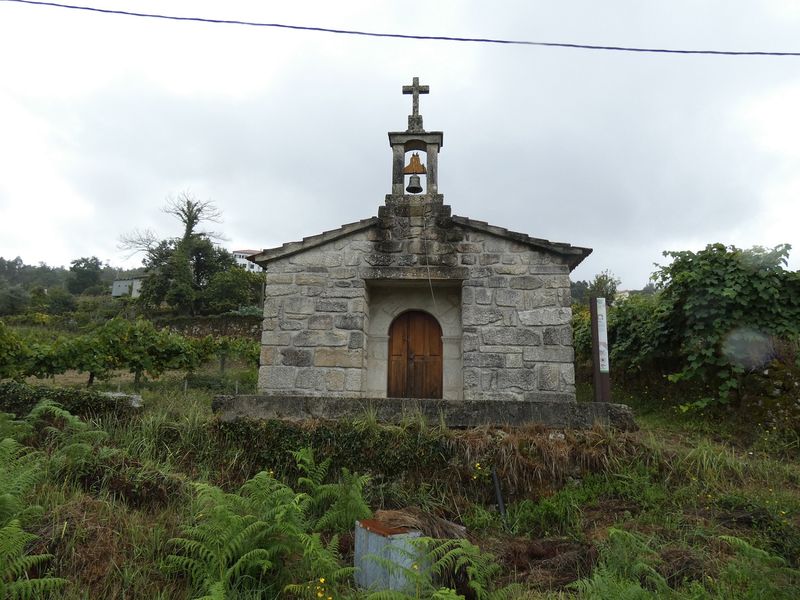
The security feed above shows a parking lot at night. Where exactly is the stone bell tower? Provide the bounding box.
[388,77,444,196]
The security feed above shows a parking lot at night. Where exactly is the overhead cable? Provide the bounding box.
[4,0,800,57]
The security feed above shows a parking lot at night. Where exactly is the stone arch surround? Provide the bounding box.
[365,283,462,400]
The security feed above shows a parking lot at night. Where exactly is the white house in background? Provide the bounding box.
[111,277,143,298]
[232,249,263,272]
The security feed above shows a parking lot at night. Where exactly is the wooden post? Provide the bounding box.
[590,297,612,403]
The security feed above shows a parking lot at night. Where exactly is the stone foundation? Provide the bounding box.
[212,394,637,431]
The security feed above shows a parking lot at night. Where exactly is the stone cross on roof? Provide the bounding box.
[402,76,429,132]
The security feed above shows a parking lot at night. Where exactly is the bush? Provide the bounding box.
[0,381,135,420]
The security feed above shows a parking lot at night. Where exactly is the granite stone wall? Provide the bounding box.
[257,194,575,402]
[456,231,574,401]
[258,233,372,396]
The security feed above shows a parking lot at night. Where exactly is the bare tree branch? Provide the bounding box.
[163,191,224,241]
[117,228,159,259]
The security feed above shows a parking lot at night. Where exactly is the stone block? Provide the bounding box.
[460,254,476,265]
[475,288,492,305]
[349,331,365,349]
[494,289,523,308]
[335,314,364,330]
[262,318,276,331]
[493,264,528,275]
[365,254,393,266]
[265,273,293,284]
[481,327,541,346]
[263,299,280,318]
[462,368,481,389]
[308,314,333,330]
[376,240,404,253]
[284,297,315,315]
[259,347,275,366]
[279,319,304,331]
[456,242,483,253]
[463,306,503,326]
[262,366,296,389]
[316,299,348,312]
[462,333,479,352]
[544,274,570,288]
[481,370,498,390]
[294,273,327,286]
[293,331,348,347]
[518,308,571,326]
[485,238,510,253]
[325,370,345,390]
[349,298,367,313]
[543,326,568,345]
[538,364,559,391]
[264,285,297,297]
[330,267,358,279]
[497,369,536,390]
[479,253,500,265]
[261,331,291,346]
[487,276,508,288]
[561,364,575,386]
[523,289,557,309]
[463,278,486,287]
[295,368,325,390]
[323,288,365,298]
[281,348,312,367]
[505,354,524,368]
[315,348,363,368]
[345,369,362,391]
[290,251,342,267]
[463,353,505,368]
[509,276,544,289]
[462,287,474,305]
[558,288,572,307]
[523,346,575,363]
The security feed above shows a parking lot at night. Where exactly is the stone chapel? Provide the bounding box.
[249,78,592,406]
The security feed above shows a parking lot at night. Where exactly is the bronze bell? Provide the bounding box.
[406,175,423,194]
[403,152,426,194]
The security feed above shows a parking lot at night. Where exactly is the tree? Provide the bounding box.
[0,282,30,316]
[44,288,76,315]
[654,243,800,406]
[587,270,621,306]
[202,268,263,314]
[570,280,589,305]
[0,322,26,379]
[122,193,235,315]
[66,256,103,295]
[139,237,236,315]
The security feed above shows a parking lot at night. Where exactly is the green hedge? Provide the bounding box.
[0,381,136,419]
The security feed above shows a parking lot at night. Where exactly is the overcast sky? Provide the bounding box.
[1,0,799,288]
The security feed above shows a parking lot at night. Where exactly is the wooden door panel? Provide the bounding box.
[387,311,443,399]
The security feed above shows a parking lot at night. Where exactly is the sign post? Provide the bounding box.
[590,297,612,403]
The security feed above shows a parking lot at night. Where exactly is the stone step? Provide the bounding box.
[211,394,636,431]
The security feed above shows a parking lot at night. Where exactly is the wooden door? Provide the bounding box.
[387,311,443,399]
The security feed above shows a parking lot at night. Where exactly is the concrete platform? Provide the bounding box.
[211,394,637,431]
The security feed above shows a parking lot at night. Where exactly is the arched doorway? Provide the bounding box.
[387,310,443,399]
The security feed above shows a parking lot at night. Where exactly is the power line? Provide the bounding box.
[4,0,800,57]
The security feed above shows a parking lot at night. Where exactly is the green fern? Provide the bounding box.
[166,469,357,599]
[0,516,67,599]
[0,438,42,528]
[314,468,372,533]
[293,447,372,533]
[364,537,519,600]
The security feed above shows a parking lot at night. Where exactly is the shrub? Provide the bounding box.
[0,381,135,420]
